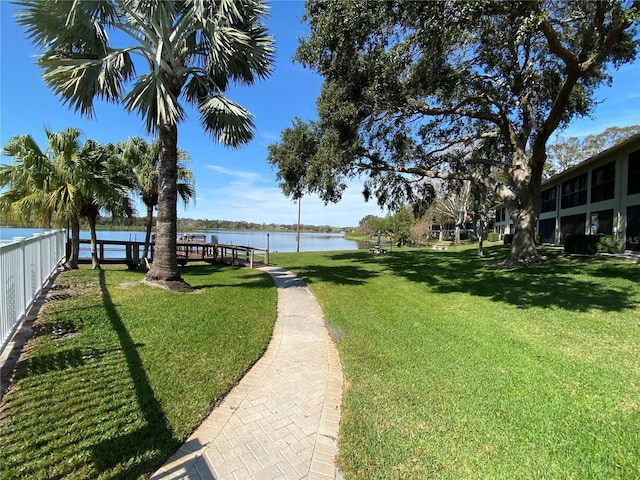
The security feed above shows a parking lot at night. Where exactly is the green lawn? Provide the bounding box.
[0,263,276,480]
[271,245,640,479]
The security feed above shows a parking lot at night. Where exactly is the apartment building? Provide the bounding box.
[494,133,640,252]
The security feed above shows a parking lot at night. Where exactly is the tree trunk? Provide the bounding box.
[508,208,538,262]
[146,123,191,289]
[65,216,80,269]
[475,180,488,258]
[88,212,101,270]
[506,182,541,263]
[143,203,153,260]
[499,145,544,264]
[43,208,53,230]
[477,218,484,257]
[454,223,461,247]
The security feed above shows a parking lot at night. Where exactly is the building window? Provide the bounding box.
[538,218,556,243]
[629,150,640,196]
[590,209,613,235]
[495,207,506,223]
[560,213,586,242]
[541,186,557,213]
[591,161,615,203]
[561,173,588,209]
[627,205,640,251]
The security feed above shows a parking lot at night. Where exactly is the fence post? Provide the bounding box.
[13,238,27,325]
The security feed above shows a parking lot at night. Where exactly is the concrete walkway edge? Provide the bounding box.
[151,267,344,479]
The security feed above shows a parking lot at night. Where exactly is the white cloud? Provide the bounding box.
[179,174,385,227]
[204,164,268,183]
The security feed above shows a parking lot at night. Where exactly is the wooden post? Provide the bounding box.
[133,243,140,268]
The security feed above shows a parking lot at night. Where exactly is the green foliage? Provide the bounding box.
[272,247,640,479]
[598,235,623,254]
[15,0,275,281]
[357,214,385,236]
[565,234,623,255]
[15,0,275,139]
[267,118,346,203]
[0,264,276,479]
[546,125,640,178]
[294,0,639,260]
[1,128,134,230]
[564,234,599,255]
[487,232,500,242]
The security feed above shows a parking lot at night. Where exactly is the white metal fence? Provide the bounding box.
[0,230,66,353]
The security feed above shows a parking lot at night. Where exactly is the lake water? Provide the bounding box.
[0,227,366,253]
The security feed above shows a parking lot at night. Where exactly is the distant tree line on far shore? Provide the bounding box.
[1,214,350,235]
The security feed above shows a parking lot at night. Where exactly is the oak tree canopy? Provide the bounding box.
[282,0,639,262]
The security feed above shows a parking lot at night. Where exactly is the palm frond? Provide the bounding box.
[123,73,186,132]
[199,95,255,147]
[39,49,135,118]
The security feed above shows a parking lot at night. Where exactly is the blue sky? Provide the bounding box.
[1,1,639,227]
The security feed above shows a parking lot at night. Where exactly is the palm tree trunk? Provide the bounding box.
[88,212,101,270]
[146,122,184,284]
[143,203,153,260]
[43,208,53,230]
[65,216,80,269]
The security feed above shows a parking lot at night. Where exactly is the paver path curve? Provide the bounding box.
[151,267,344,479]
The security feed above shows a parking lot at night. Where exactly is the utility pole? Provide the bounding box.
[296,197,301,253]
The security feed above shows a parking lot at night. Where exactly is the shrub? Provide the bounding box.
[597,235,623,254]
[501,233,541,246]
[564,234,599,255]
[564,234,623,255]
[487,232,500,242]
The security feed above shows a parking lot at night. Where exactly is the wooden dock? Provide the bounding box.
[74,239,268,269]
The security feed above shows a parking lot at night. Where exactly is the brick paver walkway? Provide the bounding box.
[151,267,344,479]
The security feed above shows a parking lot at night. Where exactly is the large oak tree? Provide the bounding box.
[294,0,639,263]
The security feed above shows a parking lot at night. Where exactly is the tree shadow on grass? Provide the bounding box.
[283,255,379,287]
[389,247,638,312]
[91,270,179,478]
[285,247,638,312]
[180,263,275,289]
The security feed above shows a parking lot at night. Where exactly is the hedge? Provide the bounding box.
[564,234,622,255]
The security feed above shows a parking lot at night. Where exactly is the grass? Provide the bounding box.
[0,263,276,479]
[270,245,640,479]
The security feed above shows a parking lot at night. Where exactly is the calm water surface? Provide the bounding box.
[0,227,364,253]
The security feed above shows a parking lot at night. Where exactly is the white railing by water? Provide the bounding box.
[0,230,66,353]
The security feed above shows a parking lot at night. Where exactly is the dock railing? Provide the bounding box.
[215,244,268,268]
[74,238,268,269]
[1,230,66,354]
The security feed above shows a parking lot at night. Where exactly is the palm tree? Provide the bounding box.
[1,134,56,228]
[15,0,275,290]
[121,137,195,266]
[74,139,135,269]
[2,128,135,269]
